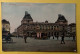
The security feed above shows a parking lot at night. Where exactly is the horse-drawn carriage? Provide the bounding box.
[2,35,13,43]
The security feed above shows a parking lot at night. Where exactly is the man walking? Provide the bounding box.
[73,35,75,41]
[61,32,65,44]
[24,34,27,43]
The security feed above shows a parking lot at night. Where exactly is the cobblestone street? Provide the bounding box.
[2,37,77,52]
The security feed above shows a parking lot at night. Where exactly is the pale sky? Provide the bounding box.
[1,3,76,33]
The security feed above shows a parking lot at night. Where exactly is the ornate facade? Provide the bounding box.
[17,11,75,39]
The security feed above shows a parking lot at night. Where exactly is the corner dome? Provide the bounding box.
[56,14,67,23]
[23,11,32,19]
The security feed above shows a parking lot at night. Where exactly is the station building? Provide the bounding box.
[17,11,75,38]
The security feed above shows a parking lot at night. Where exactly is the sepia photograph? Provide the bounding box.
[2,3,77,52]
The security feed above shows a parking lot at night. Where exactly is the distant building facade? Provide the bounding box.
[67,23,76,37]
[12,29,17,36]
[17,11,76,38]
[2,19,10,36]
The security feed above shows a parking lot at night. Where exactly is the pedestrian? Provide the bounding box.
[24,34,27,43]
[56,36,59,40]
[61,33,65,44]
[73,35,75,41]
[53,36,54,39]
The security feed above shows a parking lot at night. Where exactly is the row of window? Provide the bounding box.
[23,25,67,30]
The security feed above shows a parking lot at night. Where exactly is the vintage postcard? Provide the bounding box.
[2,3,77,52]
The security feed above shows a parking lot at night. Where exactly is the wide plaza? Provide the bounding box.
[2,37,77,52]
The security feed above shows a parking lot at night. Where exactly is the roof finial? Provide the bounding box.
[25,11,28,15]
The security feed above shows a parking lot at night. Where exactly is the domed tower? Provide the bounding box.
[21,11,33,24]
[55,14,68,25]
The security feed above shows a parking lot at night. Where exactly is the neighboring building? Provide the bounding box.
[17,11,75,38]
[12,29,17,36]
[2,19,10,36]
[68,23,76,37]
[12,32,17,36]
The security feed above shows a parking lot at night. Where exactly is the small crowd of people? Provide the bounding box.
[23,33,75,44]
[3,32,75,44]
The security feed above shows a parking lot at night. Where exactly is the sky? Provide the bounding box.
[1,3,76,33]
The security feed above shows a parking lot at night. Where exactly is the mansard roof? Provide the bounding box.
[2,19,10,24]
[56,14,67,22]
[23,11,33,19]
[69,23,76,26]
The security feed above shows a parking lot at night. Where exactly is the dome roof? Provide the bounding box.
[23,11,32,19]
[56,14,67,22]
[2,19,10,24]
